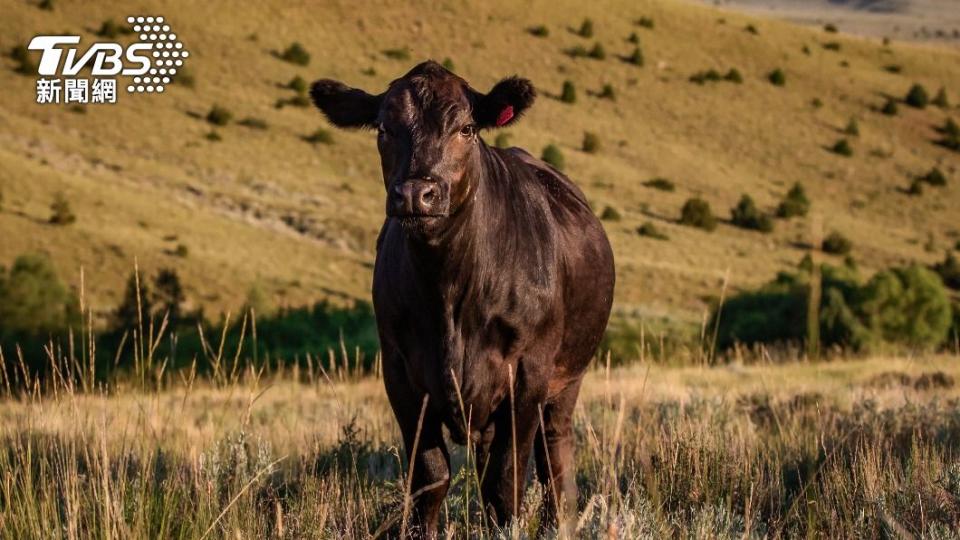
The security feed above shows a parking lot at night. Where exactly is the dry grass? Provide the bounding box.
[3,350,960,538]
[0,0,958,327]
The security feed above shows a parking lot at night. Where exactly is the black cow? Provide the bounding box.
[311,61,614,537]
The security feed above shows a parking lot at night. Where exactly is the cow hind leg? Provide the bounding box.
[534,382,581,536]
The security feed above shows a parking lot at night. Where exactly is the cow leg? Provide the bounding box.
[534,380,581,535]
[382,360,450,538]
[479,367,547,528]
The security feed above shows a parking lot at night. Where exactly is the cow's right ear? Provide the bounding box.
[310,79,383,129]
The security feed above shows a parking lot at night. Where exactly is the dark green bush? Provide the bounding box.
[176,67,196,89]
[939,118,960,151]
[560,80,576,104]
[768,68,786,86]
[493,132,511,148]
[689,69,722,85]
[541,144,565,170]
[844,117,859,136]
[904,83,929,108]
[528,25,549,37]
[96,19,132,38]
[582,132,600,153]
[776,183,810,218]
[627,32,639,44]
[566,45,589,58]
[932,87,950,108]
[626,47,644,66]
[10,45,36,75]
[724,68,743,84]
[280,42,311,66]
[811,97,823,108]
[304,128,334,145]
[49,192,75,225]
[577,18,594,38]
[824,23,838,33]
[598,84,616,100]
[206,105,232,126]
[238,117,268,130]
[831,138,853,157]
[745,24,758,35]
[441,57,455,71]
[822,41,841,51]
[382,47,410,61]
[934,251,960,290]
[637,221,668,240]
[204,131,222,142]
[643,178,675,191]
[730,194,773,232]
[884,64,902,74]
[287,75,307,94]
[881,99,898,116]
[918,167,947,187]
[636,16,654,29]
[587,43,606,60]
[823,231,853,255]
[858,265,952,348]
[679,197,717,231]
[600,206,621,221]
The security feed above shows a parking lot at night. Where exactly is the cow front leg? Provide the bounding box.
[383,361,450,538]
[534,380,582,536]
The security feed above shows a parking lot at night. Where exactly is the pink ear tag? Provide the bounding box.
[495,106,514,127]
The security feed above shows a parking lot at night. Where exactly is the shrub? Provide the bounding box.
[884,64,902,73]
[939,118,960,152]
[881,98,898,116]
[174,244,189,258]
[811,97,823,108]
[206,105,232,126]
[905,83,929,108]
[627,32,639,44]
[280,42,310,66]
[776,183,810,218]
[598,84,616,100]
[745,24,758,35]
[637,221,668,240]
[823,231,852,255]
[822,41,841,51]
[831,138,853,157]
[560,80,576,103]
[49,192,75,225]
[204,131,222,142]
[587,43,606,60]
[907,178,924,195]
[578,18,594,38]
[859,265,952,348]
[730,194,773,232]
[528,25,549,37]
[382,47,411,60]
[304,128,334,145]
[10,45,37,75]
[441,57,455,71]
[0,253,80,355]
[932,87,950,108]
[541,144,565,171]
[636,16,655,29]
[689,69,722,85]
[625,47,644,66]
[768,68,786,86]
[679,197,717,231]
[493,132,511,148]
[844,117,860,136]
[238,117,268,130]
[565,45,588,58]
[643,177,675,191]
[724,68,743,84]
[176,67,196,89]
[96,19,131,38]
[287,75,307,94]
[600,206,621,221]
[934,251,960,290]
[918,167,947,187]
[582,132,600,153]
[824,23,838,33]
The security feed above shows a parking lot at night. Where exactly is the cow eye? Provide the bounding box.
[459,124,476,138]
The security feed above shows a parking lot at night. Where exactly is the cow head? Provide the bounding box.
[310,61,536,235]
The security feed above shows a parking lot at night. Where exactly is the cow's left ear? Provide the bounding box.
[473,76,536,129]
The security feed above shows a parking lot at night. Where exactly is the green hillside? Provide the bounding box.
[1,0,958,329]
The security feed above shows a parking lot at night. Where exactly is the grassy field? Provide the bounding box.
[2,350,960,538]
[1,0,958,329]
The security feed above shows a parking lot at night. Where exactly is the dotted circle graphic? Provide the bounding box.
[125,15,188,93]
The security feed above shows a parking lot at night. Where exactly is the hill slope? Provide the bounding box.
[1,0,958,326]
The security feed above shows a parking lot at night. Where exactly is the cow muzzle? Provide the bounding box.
[388,179,450,218]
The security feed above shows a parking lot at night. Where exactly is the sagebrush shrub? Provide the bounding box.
[598,84,616,100]
[528,25,549,37]
[626,47,644,66]
[493,132,511,148]
[905,83,929,108]
[776,183,810,218]
[636,16,654,29]
[935,251,960,290]
[844,117,860,136]
[541,144,565,170]
[600,206,621,221]
[49,192,75,225]
[724,68,743,84]
[881,99,898,116]
[582,132,600,153]
[637,221,668,240]
[238,117,268,130]
[560,80,576,104]
[824,23,838,33]
[280,42,310,66]
[441,57,455,71]
[768,69,786,86]
[578,18,594,38]
[731,194,773,232]
[287,75,307,94]
[304,128,334,145]
[588,43,606,60]
[679,197,717,231]
[831,138,853,157]
[918,167,947,187]
[823,231,853,255]
[643,178,675,191]
[627,32,639,44]
[932,87,950,108]
[206,105,232,126]
[382,47,410,61]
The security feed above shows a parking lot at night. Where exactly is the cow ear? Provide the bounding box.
[474,76,536,129]
[310,79,383,129]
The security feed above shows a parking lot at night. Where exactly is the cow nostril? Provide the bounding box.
[420,188,435,205]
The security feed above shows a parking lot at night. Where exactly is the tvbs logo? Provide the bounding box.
[28,16,189,105]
